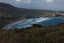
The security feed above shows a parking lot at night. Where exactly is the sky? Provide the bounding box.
[0,0,64,11]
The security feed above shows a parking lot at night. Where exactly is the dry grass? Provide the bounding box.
[0,24,64,43]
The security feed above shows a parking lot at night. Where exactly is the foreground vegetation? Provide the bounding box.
[0,23,64,43]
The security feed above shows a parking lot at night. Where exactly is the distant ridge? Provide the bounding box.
[0,2,64,18]
[0,2,16,8]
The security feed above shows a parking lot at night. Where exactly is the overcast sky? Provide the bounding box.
[0,0,64,11]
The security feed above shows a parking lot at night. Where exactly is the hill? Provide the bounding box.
[0,2,64,28]
[0,2,64,18]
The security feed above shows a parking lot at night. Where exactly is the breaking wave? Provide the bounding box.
[3,17,64,29]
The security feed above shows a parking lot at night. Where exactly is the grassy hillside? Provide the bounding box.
[0,23,64,43]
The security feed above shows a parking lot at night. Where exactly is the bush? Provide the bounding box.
[32,24,43,28]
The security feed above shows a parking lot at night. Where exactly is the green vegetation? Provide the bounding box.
[0,24,64,43]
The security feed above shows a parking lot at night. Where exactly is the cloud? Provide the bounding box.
[0,0,64,11]
[46,0,53,4]
[15,0,31,4]
[16,0,22,2]
[24,0,31,4]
